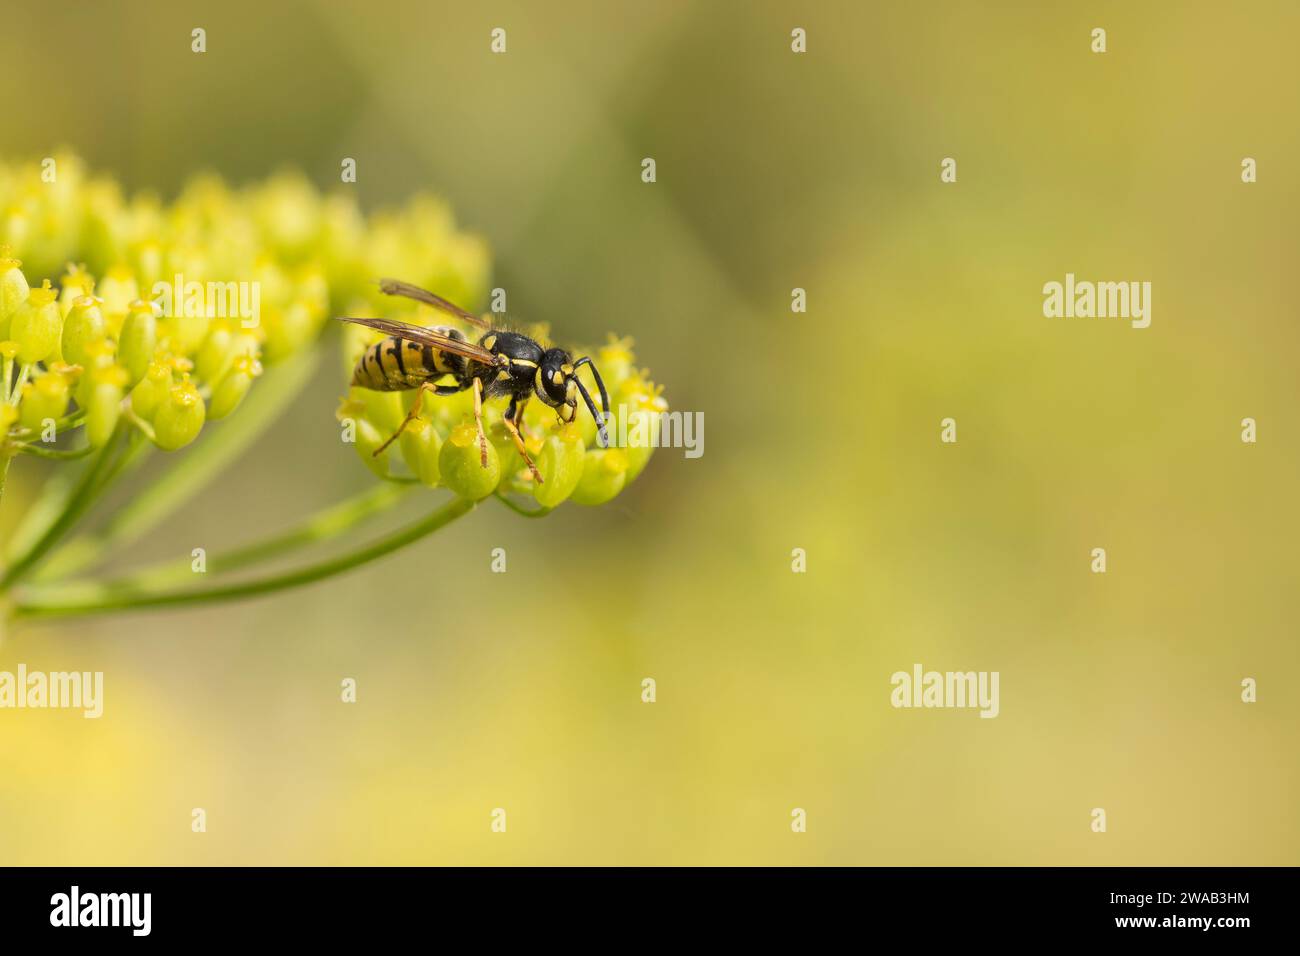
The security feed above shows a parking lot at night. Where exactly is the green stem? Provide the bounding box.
[0,452,11,511]
[9,495,474,621]
[0,422,131,589]
[3,464,76,563]
[494,491,552,518]
[2,421,147,568]
[15,441,94,460]
[109,482,412,587]
[124,406,157,443]
[33,344,320,582]
[7,363,30,405]
[14,408,86,439]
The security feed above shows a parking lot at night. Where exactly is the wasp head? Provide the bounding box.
[536,348,610,447]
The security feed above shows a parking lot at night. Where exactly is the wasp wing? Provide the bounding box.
[337,316,499,365]
[377,278,491,330]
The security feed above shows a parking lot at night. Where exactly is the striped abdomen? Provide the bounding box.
[351,332,467,391]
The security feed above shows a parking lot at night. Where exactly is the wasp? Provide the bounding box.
[339,279,610,484]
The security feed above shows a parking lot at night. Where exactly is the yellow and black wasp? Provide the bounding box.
[340,279,611,484]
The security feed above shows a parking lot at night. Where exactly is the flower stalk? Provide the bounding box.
[31,343,321,583]
[0,155,662,632]
[97,481,411,591]
[10,495,474,620]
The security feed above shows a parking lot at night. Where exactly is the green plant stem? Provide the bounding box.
[58,409,87,431]
[494,491,552,518]
[15,441,94,460]
[0,359,14,509]
[3,465,75,562]
[14,409,87,442]
[0,453,11,511]
[2,417,148,568]
[124,406,157,443]
[33,344,320,582]
[7,363,30,405]
[9,495,475,621]
[107,482,412,588]
[0,422,132,589]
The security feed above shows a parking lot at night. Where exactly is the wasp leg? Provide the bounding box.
[513,397,532,439]
[472,377,489,468]
[373,381,440,457]
[504,396,544,484]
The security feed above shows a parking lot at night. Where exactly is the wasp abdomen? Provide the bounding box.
[351,331,467,391]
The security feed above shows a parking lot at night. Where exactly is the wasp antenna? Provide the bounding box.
[572,376,609,448]
[572,356,610,419]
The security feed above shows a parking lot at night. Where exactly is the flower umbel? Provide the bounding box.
[339,318,666,512]
[0,156,661,626]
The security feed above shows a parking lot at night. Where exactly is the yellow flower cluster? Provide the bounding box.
[0,152,489,454]
[337,328,668,508]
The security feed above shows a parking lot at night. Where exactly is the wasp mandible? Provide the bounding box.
[339,279,611,484]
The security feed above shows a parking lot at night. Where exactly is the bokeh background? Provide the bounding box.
[2,0,1297,865]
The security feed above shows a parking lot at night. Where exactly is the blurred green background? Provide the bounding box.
[2,0,1297,865]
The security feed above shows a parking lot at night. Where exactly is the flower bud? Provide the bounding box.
[86,365,129,448]
[574,404,608,450]
[61,294,106,367]
[96,265,139,324]
[533,423,586,508]
[18,371,72,431]
[335,396,391,478]
[10,282,62,364]
[570,448,629,506]
[351,385,405,436]
[129,362,173,420]
[194,321,235,383]
[295,266,329,317]
[131,241,163,291]
[352,415,392,479]
[426,383,474,431]
[481,407,523,486]
[439,421,500,500]
[208,355,262,420]
[594,336,637,393]
[74,339,116,409]
[0,255,30,339]
[262,300,314,363]
[399,416,442,487]
[117,300,159,386]
[153,378,206,450]
[161,278,212,355]
[57,264,94,315]
[619,389,666,481]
